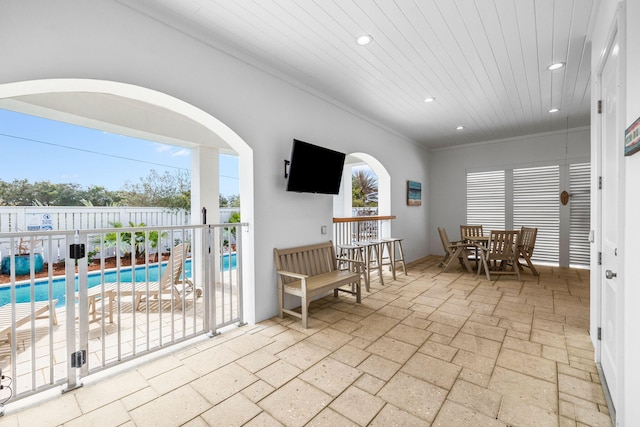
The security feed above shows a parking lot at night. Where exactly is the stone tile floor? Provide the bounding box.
[1,256,612,426]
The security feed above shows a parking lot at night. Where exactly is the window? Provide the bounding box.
[466,163,590,267]
[513,165,559,264]
[569,163,591,267]
[466,170,505,230]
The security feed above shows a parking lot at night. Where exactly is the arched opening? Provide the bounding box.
[334,152,392,236]
[0,78,256,323]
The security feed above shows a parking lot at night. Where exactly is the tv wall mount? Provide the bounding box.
[284,160,290,178]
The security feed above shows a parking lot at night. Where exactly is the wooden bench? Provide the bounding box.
[274,241,362,328]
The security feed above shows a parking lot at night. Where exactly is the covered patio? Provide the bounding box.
[2,256,610,426]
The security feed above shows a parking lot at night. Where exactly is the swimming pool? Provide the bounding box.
[0,253,236,308]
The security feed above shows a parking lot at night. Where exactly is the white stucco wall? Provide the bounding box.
[0,1,430,323]
[428,127,591,256]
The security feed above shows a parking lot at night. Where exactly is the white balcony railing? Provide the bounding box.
[0,223,245,408]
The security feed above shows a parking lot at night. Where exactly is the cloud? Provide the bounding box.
[155,144,172,153]
[172,149,190,157]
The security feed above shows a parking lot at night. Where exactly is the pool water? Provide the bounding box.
[0,254,236,308]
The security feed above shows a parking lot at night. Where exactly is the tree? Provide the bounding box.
[120,169,191,209]
[52,182,84,206]
[81,185,121,206]
[1,179,35,206]
[220,194,240,208]
[0,179,121,206]
[227,194,240,207]
[0,170,237,209]
[352,169,378,207]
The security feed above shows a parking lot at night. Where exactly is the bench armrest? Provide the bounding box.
[276,270,309,280]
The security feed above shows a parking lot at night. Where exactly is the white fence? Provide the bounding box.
[0,207,241,261]
[0,207,242,233]
[0,207,191,233]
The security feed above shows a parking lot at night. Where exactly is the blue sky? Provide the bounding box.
[0,108,239,196]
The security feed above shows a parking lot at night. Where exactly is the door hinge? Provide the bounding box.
[598,252,602,265]
[598,327,602,340]
[598,100,602,114]
[598,176,602,190]
[71,350,87,368]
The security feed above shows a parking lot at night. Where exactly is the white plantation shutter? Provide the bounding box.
[513,165,559,264]
[466,162,589,267]
[569,163,591,266]
[466,170,505,231]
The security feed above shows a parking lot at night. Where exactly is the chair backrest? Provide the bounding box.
[160,243,189,289]
[518,227,537,257]
[460,225,483,240]
[487,230,518,260]
[438,227,452,253]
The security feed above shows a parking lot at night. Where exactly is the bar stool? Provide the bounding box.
[382,237,407,280]
[336,244,367,291]
[356,240,384,288]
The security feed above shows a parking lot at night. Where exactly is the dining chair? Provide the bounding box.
[460,224,484,266]
[477,230,521,281]
[460,225,483,240]
[516,226,538,276]
[438,227,473,273]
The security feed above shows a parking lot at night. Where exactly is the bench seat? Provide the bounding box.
[274,241,362,328]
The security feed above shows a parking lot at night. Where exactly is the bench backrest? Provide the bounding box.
[274,241,337,284]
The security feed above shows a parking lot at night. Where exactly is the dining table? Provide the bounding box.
[463,235,489,245]
[462,234,489,270]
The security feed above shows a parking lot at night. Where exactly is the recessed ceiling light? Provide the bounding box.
[424,97,436,103]
[548,108,560,113]
[356,35,373,46]
[456,126,464,130]
[547,62,565,71]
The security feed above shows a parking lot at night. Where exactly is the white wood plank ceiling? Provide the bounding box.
[119,0,596,149]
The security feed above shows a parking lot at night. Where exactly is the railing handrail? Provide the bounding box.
[333,215,396,223]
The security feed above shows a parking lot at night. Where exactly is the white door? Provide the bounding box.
[600,30,620,408]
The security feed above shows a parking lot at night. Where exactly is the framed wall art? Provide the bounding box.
[407,180,422,206]
[625,116,640,156]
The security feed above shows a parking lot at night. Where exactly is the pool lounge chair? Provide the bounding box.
[0,300,58,343]
[83,243,195,320]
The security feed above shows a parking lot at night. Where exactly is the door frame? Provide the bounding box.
[593,3,626,423]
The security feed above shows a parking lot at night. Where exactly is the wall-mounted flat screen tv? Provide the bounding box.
[286,139,346,195]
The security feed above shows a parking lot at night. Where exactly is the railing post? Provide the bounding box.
[77,231,90,379]
[206,225,218,336]
[63,231,82,392]
[236,224,244,325]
